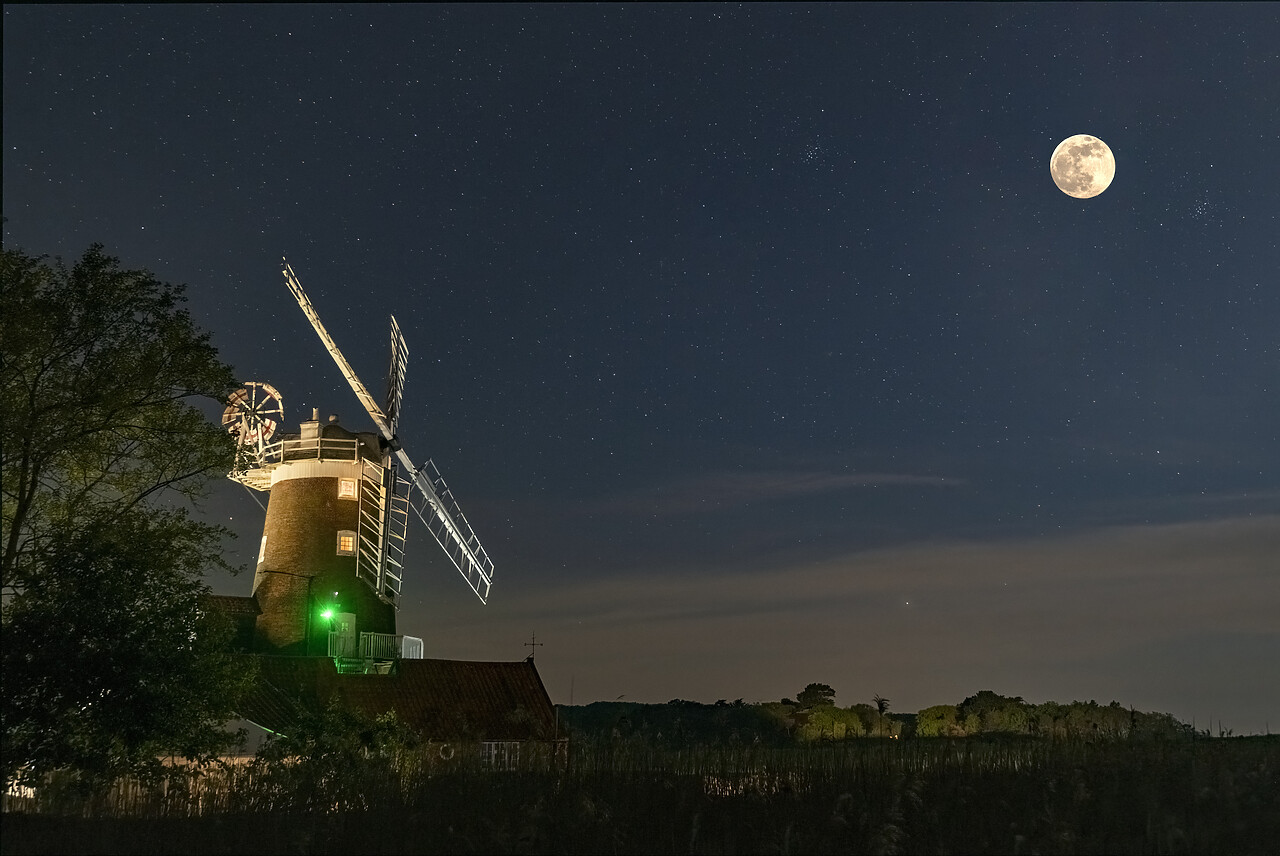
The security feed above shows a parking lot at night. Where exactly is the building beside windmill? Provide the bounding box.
[209,262,558,763]
[230,656,560,769]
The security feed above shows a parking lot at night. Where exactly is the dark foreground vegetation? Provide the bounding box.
[5,733,1278,855]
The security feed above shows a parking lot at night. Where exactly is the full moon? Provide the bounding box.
[1050,134,1115,198]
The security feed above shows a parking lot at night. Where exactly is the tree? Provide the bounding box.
[1,243,235,586]
[916,705,960,738]
[958,690,1031,735]
[829,705,866,738]
[2,510,256,787]
[1,241,246,788]
[797,682,837,707]
[872,694,890,737]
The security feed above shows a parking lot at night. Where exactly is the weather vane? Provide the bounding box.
[524,633,544,660]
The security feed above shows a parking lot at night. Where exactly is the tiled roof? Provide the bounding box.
[238,655,558,742]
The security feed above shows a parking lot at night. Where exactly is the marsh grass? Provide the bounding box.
[4,736,1277,854]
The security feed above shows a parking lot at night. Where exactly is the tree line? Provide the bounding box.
[560,684,1194,745]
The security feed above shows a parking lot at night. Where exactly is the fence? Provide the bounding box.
[326,632,425,660]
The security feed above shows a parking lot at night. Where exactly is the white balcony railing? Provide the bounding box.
[275,436,364,463]
[358,632,401,660]
[328,631,424,661]
[400,635,424,659]
[233,437,371,490]
[328,632,358,659]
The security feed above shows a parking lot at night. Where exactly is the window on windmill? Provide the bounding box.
[336,530,356,556]
[258,536,267,565]
[338,478,357,499]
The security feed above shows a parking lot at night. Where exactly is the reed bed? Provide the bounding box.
[5,736,1277,854]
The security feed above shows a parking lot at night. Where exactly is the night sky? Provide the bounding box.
[5,4,1278,732]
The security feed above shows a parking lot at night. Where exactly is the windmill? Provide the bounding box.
[223,261,494,660]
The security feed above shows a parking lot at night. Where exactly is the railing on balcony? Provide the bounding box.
[233,437,377,489]
[277,436,367,462]
[400,635,424,659]
[359,632,401,660]
[328,632,358,659]
[327,631,424,661]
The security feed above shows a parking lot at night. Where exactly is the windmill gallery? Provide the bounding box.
[209,262,559,765]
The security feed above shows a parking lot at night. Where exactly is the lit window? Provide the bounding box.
[336,530,356,556]
[338,478,357,499]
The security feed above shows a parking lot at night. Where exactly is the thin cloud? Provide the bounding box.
[474,513,1280,631]
[590,469,964,516]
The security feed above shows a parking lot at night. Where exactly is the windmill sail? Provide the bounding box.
[281,259,493,604]
[404,459,493,603]
[282,262,388,428]
[355,457,409,604]
[385,316,408,438]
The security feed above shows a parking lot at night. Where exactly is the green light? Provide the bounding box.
[321,608,334,620]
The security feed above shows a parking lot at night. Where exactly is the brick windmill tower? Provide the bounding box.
[223,262,494,666]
